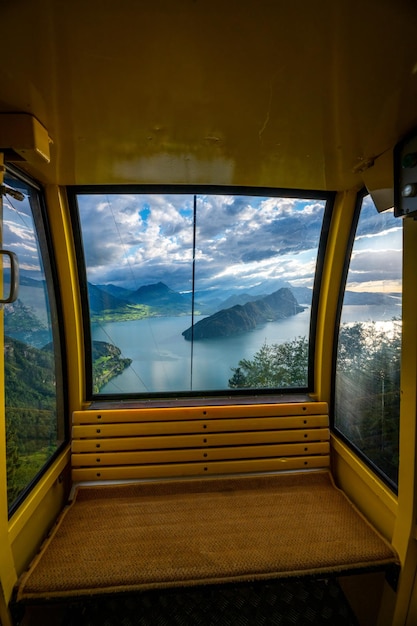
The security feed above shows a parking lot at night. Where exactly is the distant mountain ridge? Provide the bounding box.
[217,284,313,311]
[92,281,203,316]
[88,280,401,321]
[182,287,305,341]
[343,291,401,305]
[88,283,130,313]
[127,281,191,314]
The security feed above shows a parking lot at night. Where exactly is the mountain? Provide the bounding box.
[127,281,192,315]
[182,287,305,341]
[217,292,268,311]
[87,283,129,313]
[96,283,135,300]
[88,281,197,318]
[88,280,401,323]
[5,335,57,410]
[249,282,313,306]
[4,299,51,348]
[4,299,46,334]
[290,286,313,305]
[3,274,50,326]
[343,291,401,305]
[212,282,314,313]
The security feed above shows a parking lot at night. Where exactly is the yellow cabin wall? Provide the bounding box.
[0,157,18,621]
[0,1,417,622]
[325,210,417,626]
[8,450,70,577]
[314,189,399,545]
[44,185,86,414]
[390,216,417,626]
[3,185,86,582]
[313,188,358,403]
[0,184,85,604]
[0,264,17,621]
[1,1,417,191]
[313,187,401,625]
[1,185,408,581]
[0,156,415,624]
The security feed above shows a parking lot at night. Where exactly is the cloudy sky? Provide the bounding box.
[3,189,402,298]
[76,192,327,296]
[347,196,402,293]
[3,193,43,278]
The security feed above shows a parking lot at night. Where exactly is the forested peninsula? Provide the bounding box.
[5,335,131,400]
[92,341,132,392]
[182,287,304,340]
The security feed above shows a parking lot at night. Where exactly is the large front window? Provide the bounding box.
[71,189,332,398]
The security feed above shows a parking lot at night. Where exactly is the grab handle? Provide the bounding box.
[0,250,19,303]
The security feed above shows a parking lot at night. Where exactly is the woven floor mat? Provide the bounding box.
[16,471,398,601]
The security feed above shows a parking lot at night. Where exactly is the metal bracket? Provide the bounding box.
[0,185,24,202]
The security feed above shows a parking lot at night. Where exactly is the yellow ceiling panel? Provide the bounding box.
[0,0,417,190]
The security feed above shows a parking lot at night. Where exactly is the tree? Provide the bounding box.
[228,320,401,484]
[228,336,308,389]
[335,319,401,483]
[5,416,22,504]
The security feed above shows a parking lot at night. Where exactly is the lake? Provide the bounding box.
[92,303,401,394]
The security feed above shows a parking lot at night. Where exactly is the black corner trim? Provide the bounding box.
[385,563,401,592]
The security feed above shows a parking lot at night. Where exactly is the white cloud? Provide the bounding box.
[77,193,327,293]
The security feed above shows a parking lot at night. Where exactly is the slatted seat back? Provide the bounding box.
[72,402,330,482]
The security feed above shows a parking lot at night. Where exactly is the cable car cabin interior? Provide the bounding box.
[1,1,417,625]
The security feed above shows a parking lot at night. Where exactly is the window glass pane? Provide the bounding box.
[3,172,66,511]
[334,194,402,486]
[75,191,328,396]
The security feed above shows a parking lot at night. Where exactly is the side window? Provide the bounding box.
[3,170,67,513]
[333,193,402,488]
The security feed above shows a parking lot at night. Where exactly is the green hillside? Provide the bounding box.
[5,335,131,506]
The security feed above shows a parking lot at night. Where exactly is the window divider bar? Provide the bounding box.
[190,194,197,391]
